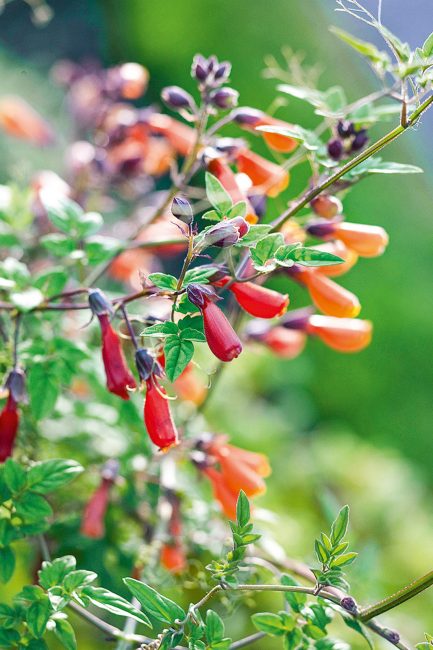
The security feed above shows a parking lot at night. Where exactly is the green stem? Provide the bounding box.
[270,93,433,232]
[359,570,433,622]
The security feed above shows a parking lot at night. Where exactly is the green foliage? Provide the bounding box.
[312,506,357,590]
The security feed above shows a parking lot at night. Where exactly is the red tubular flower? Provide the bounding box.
[287,266,361,318]
[0,96,55,146]
[148,113,195,157]
[236,149,289,197]
[218,276,289,319]
[306,315,372,352]
[0,395,19,463]
[259,326,306,359]
[187,285,242,362]
[144,378,179,451]
[203,466,238,520]
[81,460,118,539]
[161,495,187,574]
[89,290,136,400]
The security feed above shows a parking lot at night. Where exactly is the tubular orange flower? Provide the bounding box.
[288,266,361,318]
[148,113,195,157]
[209,437,270,496]
[187,285,242,362]
[203,466,238,520]
[0,395,19,463]
[144,378,179,451]
[161,543,187,574]
[81,460,118,539]
[233,108,299,153]
[259,326,306,359]
[218,276,289,318]
[174,362,207,405]
[236,149,289,197]
[307,315,373,352]
[306,220,389,258]
[0,96,54,146]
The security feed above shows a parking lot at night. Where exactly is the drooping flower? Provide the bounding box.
[81,460,119,539]
[286,265,361,318]
[88,289,136,399]
[233,107,299,153]
[135,348,179,451]
[246,322,306,359]
[0,96,54,146]
[217,276,289,318]
[148,113,196,157]
[235,149,289,197]
[306,220,389,258]
[310,194,343,219]
[202,217,250,248]
[186,284,242,362]
[161,493,186,574]
[306,315,372,352]
[196,434,271,519]
[0,368,26,463]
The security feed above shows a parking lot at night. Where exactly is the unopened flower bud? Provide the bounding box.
[203,217,248,247]
[171,195,194,225]
[161,86,195,111]
[340,596,357,613]
[214,61,231,81]
[351,129,369,151]
[327,138,344,160]
[186,283,218,308]
[210,87,239,109]
[384,630,400,645]
[337,120,355,138]
[4,368,26,403]
[311,194,342,219]
[135,348,162,382]
[232,107,264,126]
[101,459,119,482]
[191,54,208,82]
[88,289,114,317]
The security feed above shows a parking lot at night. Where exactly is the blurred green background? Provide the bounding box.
[0,0,432,646]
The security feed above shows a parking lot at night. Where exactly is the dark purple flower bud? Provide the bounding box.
[186,283,218,308]
[3,368,26,404]
[327,138,344,160]
[135,348,163,382]
[88,289,114,317]
[340,596,357,613]
[215,137,246,157]
[214,61,231,81]
[203,217,249,248]
[171,195,194,225]
[248,193,267,217]
[191,54,208,82]
[305,219,338,238]
[384,630,400,645]
[337,120,355,139]
[351,129,369,151]
[210,88,239,110]
[206,55,218,73]
[193,432,214,451]
[280,307,315,331]
[161,86,195,111]
[101,459,119,482]
[232,107,264,126]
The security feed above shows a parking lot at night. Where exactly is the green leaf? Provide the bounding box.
[250,234,285,272]
[423,32,433,57]
[10,287,44,311]
[205,172,232,214]
[4,458,27,493]
[303,623,326,640]
[342,617,373,650]
[257,124,321,150]
[123,577,185,624]
[141,321,179,337]
[330,552,357,567]
[34,268,68,297]
[82,585,152,628]
[251,612,286,636]
[84,236,122,264]
[75,211,103,238]
[164,335,194,382]
[180,328,206,342]
[63,570,97,592]
[291,247,344,267]
[236,490,250,527]
[360,160,423,175]
[41,234,76,256]
[41,195,83,235]
[235,224,271,246]
[26,598,52,638]
[226,201,247,219]
[315,539,330,564]
[206,609,225,644]
[27,459,83,494]
[281,574,307,612]
[277,84,325,107]
[0,628,20,647]
[0,546,15,583]
[183,267,217,285]
[0,604,17,628]
[330,505,349,545]
[148,273,178,291]
[15,492,53,522]
[329,27,390,66]
[54,619,77,650]
[202,209,222,222]
[28,363,59,420]
[38,556,76,589]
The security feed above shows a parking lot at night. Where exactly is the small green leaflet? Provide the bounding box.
[81,586,152,627]
[330,505,349,545]
[250,233,285,272]
[183,266,218,285]
[290,247,344,267]
[123,577,185,624]
[235,224,271,247]
[0,547,15,583]
[329,27,390,66]
[54,619,77,650]
[148,273,178,291]
[164,335,194,382]
[236,490,250,527]
[141,321,179,337]
[205,172,232,215]
[27,459,83,494]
